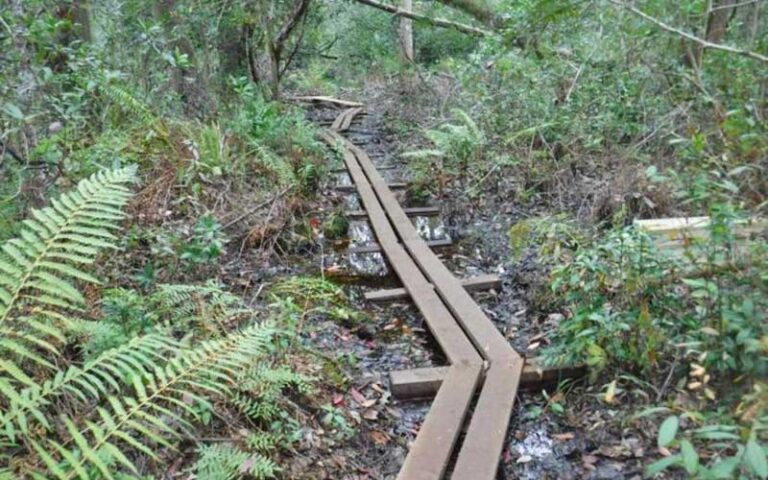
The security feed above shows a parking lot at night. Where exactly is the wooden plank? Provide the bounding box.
[342,138,524,480]
[320,130,484,479]
[335,182,407,192]
[349,238,451,255]
[333,164,397,173]
[291,95,364,107]
[345,205,439,220]
[340,107,363,131]
[365,274,500,303]
[390,362,586,399]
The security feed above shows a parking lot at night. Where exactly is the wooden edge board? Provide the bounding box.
[335,182,407,192]
[332,164,396,173]
[345,206,439,220]
[365,274,500,303]
[390,362,587,399]
[350,238,452,255]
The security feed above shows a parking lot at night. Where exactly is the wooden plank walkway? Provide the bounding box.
[321,106,526,479]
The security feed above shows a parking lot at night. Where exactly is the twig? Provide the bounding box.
[222,186,291,230]
[656,353,680,402]
[710,0,757,12]
[609,0,768,63]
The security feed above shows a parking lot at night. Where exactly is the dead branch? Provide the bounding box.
[351,0,492,36]
[609,0,768,64]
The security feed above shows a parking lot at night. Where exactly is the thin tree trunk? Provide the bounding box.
[399,0,414,61]
[747,1,760,46]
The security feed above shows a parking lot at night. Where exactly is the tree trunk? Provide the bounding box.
[399,0,414,61]
[706,0,736,44]
[747,1,760,46]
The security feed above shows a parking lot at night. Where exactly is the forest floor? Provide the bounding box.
[229,81,668,479]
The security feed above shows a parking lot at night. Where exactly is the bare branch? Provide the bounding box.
[351,0,492,36]
[609,0,768,64]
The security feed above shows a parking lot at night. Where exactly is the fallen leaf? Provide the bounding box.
[371,383,385,394]
[332,393,344,406]
[582,454,598,470]
[553,432,575,441]
[362,409,379,421]
[368,430,390,445]
[361,399,377,408]
[604,380,617,404]
[349,387,367,405]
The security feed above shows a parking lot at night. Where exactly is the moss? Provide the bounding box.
[323,211,349,240]
[508,220,533,260]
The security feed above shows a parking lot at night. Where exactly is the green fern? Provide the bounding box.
[0,167,136,402]
[194,443,279,480]
[0,333,179,441]
[151,281,250,330]
[100,84,159,131]
[232,364,312,423]
[28,322,275,479]
[0,166,136,321]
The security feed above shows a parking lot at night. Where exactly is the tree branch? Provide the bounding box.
[274,0,311,46]
[351,0,492,36]
[610,0,768,64]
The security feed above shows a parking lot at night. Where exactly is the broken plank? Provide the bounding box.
[365,273,500,303]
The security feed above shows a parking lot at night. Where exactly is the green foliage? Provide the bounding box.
[180,215,228,265]
[542,227,671,373]
[0,167,136,392]
[508,214,583,262]
[644,413,768,479]
[323,210,350,240]
[542,220,768,381]
[270,276,361,327]
[194,443,279,480]
[0,170,295,478]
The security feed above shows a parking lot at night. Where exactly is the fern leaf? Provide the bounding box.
[0,166,136,325]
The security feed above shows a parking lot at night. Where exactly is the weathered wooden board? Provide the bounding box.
[365,274,500,303]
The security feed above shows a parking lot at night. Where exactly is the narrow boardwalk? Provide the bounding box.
[321,107,524,480]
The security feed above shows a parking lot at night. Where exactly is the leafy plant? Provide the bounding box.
[194,443,279,480]
[180,215,228,265]
[646,413,768,479]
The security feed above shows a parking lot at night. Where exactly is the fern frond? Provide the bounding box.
[101,84,158,130]
[0,166,137,324]
[151,281,250,329]
[194,443,280,480]
[0,334,179,442]
[31,323,275,479]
